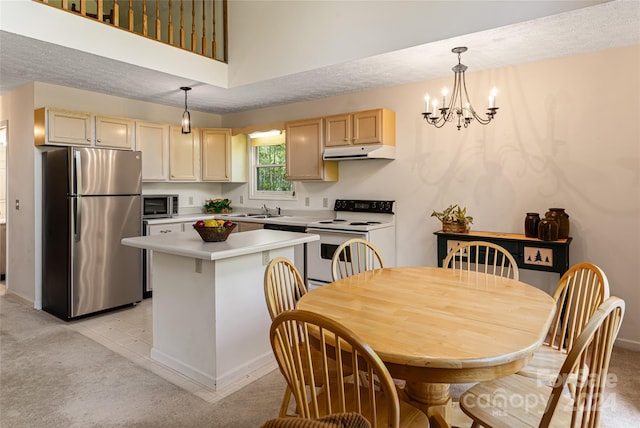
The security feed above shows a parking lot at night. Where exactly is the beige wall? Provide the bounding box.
[0,83,36,303]
[1,46,638,349]
[222,45,640,349]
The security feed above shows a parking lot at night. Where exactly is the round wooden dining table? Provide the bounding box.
[297,266,556,422]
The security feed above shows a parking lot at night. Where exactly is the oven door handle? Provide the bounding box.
[306,228,368,236]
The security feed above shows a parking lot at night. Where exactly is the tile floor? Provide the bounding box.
[0,281,277,404]
[67,298,279,403]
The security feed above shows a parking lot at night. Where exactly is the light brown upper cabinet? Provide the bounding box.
[325,108,396,147]
[136,121,169,181]
[95,115,134,149]
[285,118,338,182]
[169,126,199,181]
[35,108,93,146]
[35,108,134,149]
[201,128,247,182]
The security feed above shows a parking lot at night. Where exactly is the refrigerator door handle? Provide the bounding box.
[73,150,82,242]
[73,149,82,196]
[73,197,81,242]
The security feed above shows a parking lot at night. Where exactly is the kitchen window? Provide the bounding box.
[249,131,295,200]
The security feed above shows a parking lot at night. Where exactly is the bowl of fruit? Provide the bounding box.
[193,219,236,242]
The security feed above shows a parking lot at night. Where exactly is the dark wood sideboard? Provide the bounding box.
[435,230,572,276]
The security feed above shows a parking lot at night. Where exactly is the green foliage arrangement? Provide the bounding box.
[431,204,473,231]
[204,198,232,213]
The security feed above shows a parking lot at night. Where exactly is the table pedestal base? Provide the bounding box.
[403,381,452,420]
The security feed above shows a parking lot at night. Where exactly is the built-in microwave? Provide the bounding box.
[142,194,179,219]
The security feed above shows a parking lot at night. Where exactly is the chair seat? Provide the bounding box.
[518,345,566,382]
[318,385,429,428]
[460,374,604,428]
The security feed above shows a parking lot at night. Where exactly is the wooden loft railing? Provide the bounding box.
[35,0,228,63]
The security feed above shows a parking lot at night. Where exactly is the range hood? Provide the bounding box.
[323,144,395,160]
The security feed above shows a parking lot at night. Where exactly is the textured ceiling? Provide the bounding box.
[1,0,639,115]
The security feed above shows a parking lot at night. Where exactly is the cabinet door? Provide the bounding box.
[147,223,183,235]
[136,121,169,181]
[169,126,199,181]
[352,109,383,145]
[324,113,351,147]
[286,118,337,181]
[95,115,134,149]
[201,128,231,181]
[46,109,93,146]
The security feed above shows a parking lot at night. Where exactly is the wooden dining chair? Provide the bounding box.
[264,257,310,417]
[331,238,385,281]
[460,296,625,428]
[269,309,429,428]
[517,263,610,392]
[443,241,519,280]
[264,257,308,320]
[261,412,372,428]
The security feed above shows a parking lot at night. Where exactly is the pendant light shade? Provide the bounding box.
[180,86,192,134]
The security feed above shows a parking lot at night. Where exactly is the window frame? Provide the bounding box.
[248,134,296,201]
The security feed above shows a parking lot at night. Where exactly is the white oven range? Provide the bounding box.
[306,199,396,289]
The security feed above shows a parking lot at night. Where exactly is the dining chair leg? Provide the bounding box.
[279,386,293,417]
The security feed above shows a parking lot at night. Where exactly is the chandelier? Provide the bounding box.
[422,47,498,130]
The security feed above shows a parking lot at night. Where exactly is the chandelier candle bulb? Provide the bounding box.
[489,88,497,108]
[433,99,438,115]
[465,103,470,118]
[442,87,448,108]
[425,94,430,113]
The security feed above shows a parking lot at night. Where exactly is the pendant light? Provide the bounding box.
[180,86,192,134]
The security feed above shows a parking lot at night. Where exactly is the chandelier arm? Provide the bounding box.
[449,71,463,122]
[462,73,493,125]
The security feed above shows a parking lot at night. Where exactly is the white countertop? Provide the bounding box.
[144,213,333,227]
[122,229,319,261]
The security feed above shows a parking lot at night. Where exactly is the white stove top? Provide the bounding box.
[307,218,394,232]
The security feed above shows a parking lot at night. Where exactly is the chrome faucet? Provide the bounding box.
[262,204,270,216]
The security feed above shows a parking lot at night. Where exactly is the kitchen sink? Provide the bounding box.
[246,214,288,219]
[223,213,287,219]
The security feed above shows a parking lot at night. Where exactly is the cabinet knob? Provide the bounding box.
[96,139,101,143]
[86,138,91,142]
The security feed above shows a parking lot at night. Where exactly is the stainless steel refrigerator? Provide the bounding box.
[42,147,143,320]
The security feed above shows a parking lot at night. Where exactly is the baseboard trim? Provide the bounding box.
[615,338,640,352]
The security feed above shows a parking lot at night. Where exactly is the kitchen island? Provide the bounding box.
[122,229,319,390]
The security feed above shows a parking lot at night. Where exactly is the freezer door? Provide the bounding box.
[73,147,142,196]
[71,195,142,317]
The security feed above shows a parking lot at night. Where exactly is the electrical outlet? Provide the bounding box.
[240,195,244,204]
[188,196,194,205]
[322,197,328,208]
[305,197,310,207]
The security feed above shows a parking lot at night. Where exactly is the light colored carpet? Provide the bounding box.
[0,293,284,427]
[1,292,639,427]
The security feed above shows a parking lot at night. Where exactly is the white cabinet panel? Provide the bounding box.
[95,115,134,149]
[136,121,169,181]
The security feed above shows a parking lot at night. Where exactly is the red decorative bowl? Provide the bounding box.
[193,223,236,242]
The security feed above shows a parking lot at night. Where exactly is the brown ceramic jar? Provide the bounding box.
[524,213,541,238]
[545,208,570,239]
[538,217,559,241]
